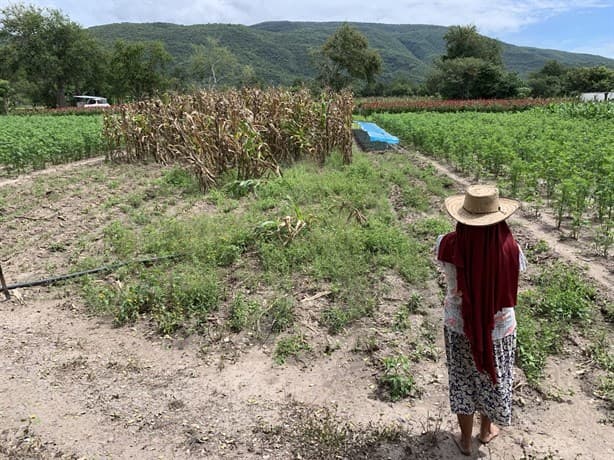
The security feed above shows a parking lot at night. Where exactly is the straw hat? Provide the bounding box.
[444,185,520,226]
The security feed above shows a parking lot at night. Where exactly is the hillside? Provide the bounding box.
[88,21,614,85]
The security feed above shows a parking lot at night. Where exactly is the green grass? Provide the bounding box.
[516,262,599,384]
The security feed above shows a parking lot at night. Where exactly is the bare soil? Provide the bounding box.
[0,154,612,460]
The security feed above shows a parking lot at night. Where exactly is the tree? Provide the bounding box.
[0,4,103,107]
[528,60,567,97]
[188,39,248,89]
[564,65,614,94]
[313,23,382,91]
[443,25,502,65]
[426,24,519,99]
[108,40,172,101]
[427,57,520,99]
[384,76,416,97]
[0,79,9,114]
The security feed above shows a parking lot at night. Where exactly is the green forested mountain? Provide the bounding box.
[89,21,614,86]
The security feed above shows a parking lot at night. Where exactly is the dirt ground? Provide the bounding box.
[0,152,612,460]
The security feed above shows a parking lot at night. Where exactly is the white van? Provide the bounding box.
[74,95,110,108]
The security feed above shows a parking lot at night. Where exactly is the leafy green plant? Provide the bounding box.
[393,305,411,331]
[407,293,425,314]
[596,375,614,408]
[224,179,263,198]
[585,332,614,373]
[353,334,380,354]
[80,148,438,343]
[379,354,416,401]
[274,333,311,364]
[594,224,613,258]
[321,307,350,335]
[81,265,220,333]
[393,293,425,330]
[515,306,558,384]
[410,217,453,238]
[161,167,200,192]
[228,294,262,332]
[532,263,595,321]
[268,296,295,333]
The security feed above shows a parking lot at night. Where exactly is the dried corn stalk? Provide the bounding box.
[103,88,353,190]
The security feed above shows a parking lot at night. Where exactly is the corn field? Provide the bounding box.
[103,88,353,190]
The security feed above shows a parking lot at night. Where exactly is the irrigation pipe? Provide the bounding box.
[2,254,182,295]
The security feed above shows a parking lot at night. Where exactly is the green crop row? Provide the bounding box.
[373,104,613,250]
[542,101,614,120]
[0,115,105,174]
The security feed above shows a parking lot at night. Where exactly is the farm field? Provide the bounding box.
[372,103,614,257]
[0,114,104,174]
[354,97,560,116]
[0,139,612,459]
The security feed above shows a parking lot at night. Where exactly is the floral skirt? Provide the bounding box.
[444,326,516,426]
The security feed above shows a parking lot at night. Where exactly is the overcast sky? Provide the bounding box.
[1,0,613,58]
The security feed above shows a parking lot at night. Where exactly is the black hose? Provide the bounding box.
[3,254,182,291]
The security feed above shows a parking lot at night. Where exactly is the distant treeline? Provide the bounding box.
[1,4,613,109]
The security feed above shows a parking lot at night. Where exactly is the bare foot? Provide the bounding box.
[478,423,500,444]
[452,433,472,456]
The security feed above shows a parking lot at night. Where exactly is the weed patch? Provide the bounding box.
[274,333,311,364]
[81,150,439,351]
[228,294,262,332]
[516,262,600,384]
[82,264,221,334]
[257,402,407,460]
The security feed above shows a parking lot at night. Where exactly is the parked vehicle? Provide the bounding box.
[73,95,110,108]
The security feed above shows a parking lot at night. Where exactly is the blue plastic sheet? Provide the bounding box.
[356,121,399,144]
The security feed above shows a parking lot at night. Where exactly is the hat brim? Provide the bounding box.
[444,195,520,226]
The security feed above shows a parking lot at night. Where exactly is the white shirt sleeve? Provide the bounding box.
[518,245,527,272]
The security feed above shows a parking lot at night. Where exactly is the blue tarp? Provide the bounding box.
[356,121,399,144]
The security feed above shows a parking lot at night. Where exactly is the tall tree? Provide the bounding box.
[427,57,520,99]
[188,39,245,89]
[108,40,172,101]
[564,65,614,93]
[0,79,9,114]
[426,24,519,99]
[443,25,502,65]
[313,23,382,91]
[0,3,102,107]
[528,60,567,97]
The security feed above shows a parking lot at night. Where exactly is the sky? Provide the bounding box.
[1,0,613,58]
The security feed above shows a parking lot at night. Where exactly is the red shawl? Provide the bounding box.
[438,221,519,383]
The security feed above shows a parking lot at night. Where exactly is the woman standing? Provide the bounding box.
[436,185,526,456]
